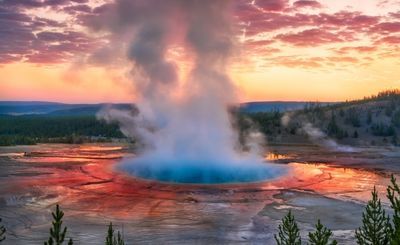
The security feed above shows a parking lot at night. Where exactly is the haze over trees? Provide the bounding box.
[244,89,400,147]
[0,90,399,147]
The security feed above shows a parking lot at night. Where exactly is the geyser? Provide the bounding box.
[97,0,285,184]
[119,155,284,184]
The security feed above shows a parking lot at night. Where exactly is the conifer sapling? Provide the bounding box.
[387,174,400,245]
[355,187,391,245]
[0,218,5,242]
[275,210,301,245]
[308,219,337,245]
[106,222,125,245]
[44,204,73,245]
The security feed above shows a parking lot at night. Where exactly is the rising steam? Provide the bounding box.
[97,0,284,183]
[281,112,357,153]
[301,123,357,152]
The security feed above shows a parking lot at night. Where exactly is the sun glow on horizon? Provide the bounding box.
[0,0,399,103]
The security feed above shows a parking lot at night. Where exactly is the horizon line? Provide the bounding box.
[0,99,340,105]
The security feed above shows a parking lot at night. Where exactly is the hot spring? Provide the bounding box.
[118,155,286,184]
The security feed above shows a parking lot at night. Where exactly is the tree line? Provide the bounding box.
[0,115,124,146]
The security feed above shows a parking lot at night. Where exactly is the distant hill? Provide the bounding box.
[0,101,131,116]
[1,91,399,147]
[308,89,400,146]
[0,101,69,115]
[47,104,132,116]
[252,89,400,147]
[0,101,316,116]
[240,101,304,113]
[239,101,330,113]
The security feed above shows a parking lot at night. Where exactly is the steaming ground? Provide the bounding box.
[119,156,285,184]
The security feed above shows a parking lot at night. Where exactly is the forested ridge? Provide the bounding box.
[1,90,400,147]
[0,115,124,146]
[239,89,400,147]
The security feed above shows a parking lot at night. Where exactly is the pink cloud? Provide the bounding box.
[373,22,400,33]
[269,56,324,68]
[293,0,322,9]
[334,46,378,54]
[255,0,289,11]
[276,29,345,46]
[316,12,380,30]
[244,13,314,35]
[0,0,398,65]
[377,35,400,44]
[390,11,400,19]
[327,56,358,63]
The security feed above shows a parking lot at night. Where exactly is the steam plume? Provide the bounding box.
[302,123,357,153]
[97,0,283,183]
[281,112,357,153]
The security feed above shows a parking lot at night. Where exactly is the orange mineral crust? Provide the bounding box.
[0,144,391,220]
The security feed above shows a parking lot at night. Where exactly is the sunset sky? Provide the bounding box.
[0,0,399,103]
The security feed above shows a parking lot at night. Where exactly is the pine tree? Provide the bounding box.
[308,220,337,245]
[355,187,391,245]
[387,175,400,245]
[106,222,113,245]
[367,110,373,125]
[44,204,73,245]
[275,210,302,245]
[106,222,125,245]
[0,218,5,242]
[327,113,340,137]
[116,231,125,245]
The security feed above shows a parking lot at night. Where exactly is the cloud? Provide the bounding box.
[0,0,399,67]
[319,12,379,29]
[244,13,315,35]
[63,4,92,14]
[335,46,378,54]
[1,0,70,8]
[390,11,400,19]
[276,29,346,46]
[376,35,400,45]
[372,22,400,33]
[0,1,99,64]
[270,56,324,68]
[293,0,322,9]
[266,55,364,69]
[255,0,289,12]
[327,56,358,63]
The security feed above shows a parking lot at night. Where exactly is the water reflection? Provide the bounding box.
[265,152,291,161]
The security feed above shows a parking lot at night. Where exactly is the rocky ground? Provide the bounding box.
[0,143,399,244]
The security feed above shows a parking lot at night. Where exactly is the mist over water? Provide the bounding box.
[97,0,285,184]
